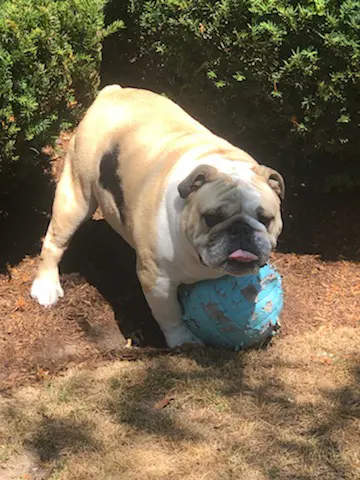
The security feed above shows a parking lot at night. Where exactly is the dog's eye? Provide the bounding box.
[203,213,224,228]
[258,213,274,229]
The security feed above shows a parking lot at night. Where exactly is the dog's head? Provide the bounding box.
[178,162,285,276]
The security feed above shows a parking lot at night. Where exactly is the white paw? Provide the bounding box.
[164,323,203,348]
[30,277,64,307]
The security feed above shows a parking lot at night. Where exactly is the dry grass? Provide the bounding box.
[1,325,359,480]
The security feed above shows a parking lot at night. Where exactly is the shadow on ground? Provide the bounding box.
[61,219,165,348]
[27,416,98,463]
[80,349,360,478]
[5,346,357,479]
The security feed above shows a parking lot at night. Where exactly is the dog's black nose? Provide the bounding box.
[228,222,252,239]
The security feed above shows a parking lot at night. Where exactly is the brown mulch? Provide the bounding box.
[0,261,123,388]
[1,251,359,390]
[274,253,360,334]
[0,132,359,391]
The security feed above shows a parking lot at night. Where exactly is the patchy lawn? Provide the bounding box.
[0,133,359,479]
[1,325,359,479]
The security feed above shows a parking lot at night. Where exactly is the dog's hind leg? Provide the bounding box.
[31,137,97,307]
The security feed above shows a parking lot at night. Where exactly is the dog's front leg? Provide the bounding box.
[140,273,203,348]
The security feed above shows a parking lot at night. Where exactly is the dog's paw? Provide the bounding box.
[30,277,64,307]
[164,324,204,348]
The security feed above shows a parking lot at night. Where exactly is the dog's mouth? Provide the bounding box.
[223,249,268,275]
[199,248,267,274]
[228,249,259,263]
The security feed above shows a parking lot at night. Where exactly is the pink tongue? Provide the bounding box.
[228,249,258,263]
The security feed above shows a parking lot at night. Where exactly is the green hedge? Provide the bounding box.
[108,0,360,187]
[0,0,123,166]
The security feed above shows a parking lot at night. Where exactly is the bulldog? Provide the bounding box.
[31,85,285,348]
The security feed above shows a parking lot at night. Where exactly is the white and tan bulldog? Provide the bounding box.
[31,85,285,348]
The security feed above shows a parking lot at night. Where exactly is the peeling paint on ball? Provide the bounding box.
[178,264,283,350]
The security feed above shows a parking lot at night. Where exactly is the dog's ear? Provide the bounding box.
[178,165,219,199]
[256,166,285,200]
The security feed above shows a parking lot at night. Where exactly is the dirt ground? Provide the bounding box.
[0,133,359,479]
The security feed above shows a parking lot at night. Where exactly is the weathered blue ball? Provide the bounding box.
[178,264,283,350]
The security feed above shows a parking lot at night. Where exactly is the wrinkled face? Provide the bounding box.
[178,163,284,276]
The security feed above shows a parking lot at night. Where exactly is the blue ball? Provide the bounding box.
[178,264,283,350]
